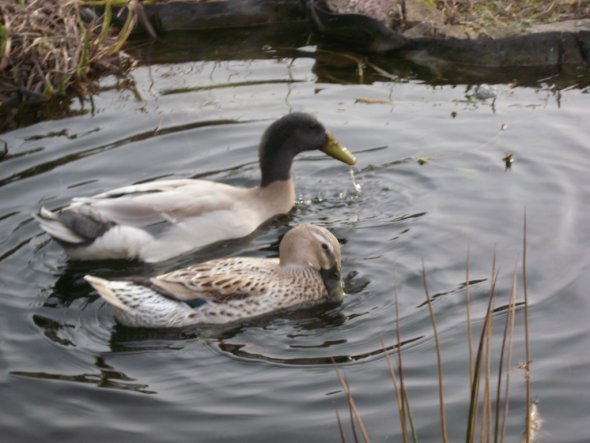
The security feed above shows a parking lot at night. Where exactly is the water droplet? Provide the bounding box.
[349,168,362,195]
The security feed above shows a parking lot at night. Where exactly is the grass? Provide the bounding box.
[0,0,137,107]
[434,0,590,29]
[335,214,536,442]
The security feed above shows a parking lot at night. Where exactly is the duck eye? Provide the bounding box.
[321,242,329,251]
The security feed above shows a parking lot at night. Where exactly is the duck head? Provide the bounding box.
[279,224,344,299]
[259,113,356,187]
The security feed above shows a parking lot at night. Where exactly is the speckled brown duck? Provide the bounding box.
[84,224,344,327]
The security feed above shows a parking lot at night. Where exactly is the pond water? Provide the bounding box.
[1,27,590,442]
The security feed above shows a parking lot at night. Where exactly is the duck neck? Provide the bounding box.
[256,179,296,216]
[259,147,296,188]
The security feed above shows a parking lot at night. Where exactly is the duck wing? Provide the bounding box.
[149,257,279,303]
[70,179,242,226]
[36,179,251,255]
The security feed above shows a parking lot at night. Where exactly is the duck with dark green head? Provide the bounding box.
[36,113,356,262]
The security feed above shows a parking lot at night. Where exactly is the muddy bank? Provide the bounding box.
[310,1,590,68]
[112,0,590,69]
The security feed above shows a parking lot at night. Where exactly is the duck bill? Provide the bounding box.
[322,134,357,166]
[320,267,345,300]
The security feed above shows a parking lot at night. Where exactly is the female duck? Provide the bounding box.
[36,113,356,262]
[85,224,344,328]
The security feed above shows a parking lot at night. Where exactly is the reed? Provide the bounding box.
[334,362,371,443]
[422,262,448,443]
[336,218,536,442]
[522,210,532,443]
[0,0,136,106]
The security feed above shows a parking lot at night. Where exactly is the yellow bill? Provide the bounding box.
[322,134,357,165]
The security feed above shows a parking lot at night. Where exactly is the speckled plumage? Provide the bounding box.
[85,224,344,328]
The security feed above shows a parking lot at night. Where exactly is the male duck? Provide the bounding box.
[36,113,356,263]
[85,224,343,328]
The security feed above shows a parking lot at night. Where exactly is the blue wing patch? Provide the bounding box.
[184,298,208,308]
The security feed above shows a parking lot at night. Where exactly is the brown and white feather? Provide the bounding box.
[85,224,343,328]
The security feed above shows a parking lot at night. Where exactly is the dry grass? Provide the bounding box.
[0,0,136,106]
[435,0,590,28]
[336,216,537,442]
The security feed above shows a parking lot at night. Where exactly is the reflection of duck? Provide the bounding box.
[85,224,344,328]
[36,113,356,263]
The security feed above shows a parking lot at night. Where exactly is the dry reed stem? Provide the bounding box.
[337,218,532,442]
[522,211,531,443]
[499,257,518,443]
[336,409,348,443]
[466,246,474,388]
[393,287,410,442]
[383,344,403,431]
[389,286,417,443]
[466,258,498,443]
[482,282,494,443]
[422,262,448,443]
[334,363,371,443]
[491,256,517,442]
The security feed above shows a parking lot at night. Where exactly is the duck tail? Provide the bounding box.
[35,206,87,245]
[84,275,131,312]
[34,205,116,246]
[85,274,196,328]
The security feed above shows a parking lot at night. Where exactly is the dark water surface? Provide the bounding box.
[1,29,590,442]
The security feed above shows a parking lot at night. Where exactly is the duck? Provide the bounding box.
[35,113,356,263]
[84,224,344,328]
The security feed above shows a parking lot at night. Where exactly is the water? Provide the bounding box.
[1,28,590,442]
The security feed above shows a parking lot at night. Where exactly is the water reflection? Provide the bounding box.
[416,277,487,307]
[217,335,423,365]
[0,118,248,188]
[33,314,76,347]
[126,26,590,92]
[12,356,156,395]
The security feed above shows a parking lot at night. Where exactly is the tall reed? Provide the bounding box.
[336,219,536,442]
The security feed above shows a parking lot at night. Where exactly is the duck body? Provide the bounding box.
[39,178,295,262]
[85,224,344,328]
[36,113,356,263]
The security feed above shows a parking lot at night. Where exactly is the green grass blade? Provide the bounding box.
[0,24,8,69]
[98,0,113,46]
[111,1,137,54]
[77,25,90,79]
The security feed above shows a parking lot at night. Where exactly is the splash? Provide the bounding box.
[349,167,362,195]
